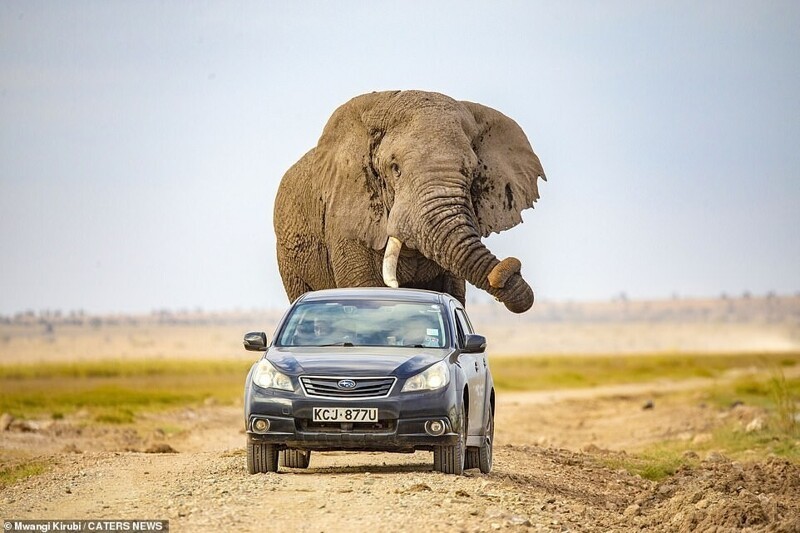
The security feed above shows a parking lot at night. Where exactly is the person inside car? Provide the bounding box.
[291,319,317,345]
[402,316,440,347]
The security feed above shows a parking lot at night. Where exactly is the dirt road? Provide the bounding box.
[3,382,799,532]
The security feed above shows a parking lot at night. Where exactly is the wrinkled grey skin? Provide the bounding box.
[274,90,546,313]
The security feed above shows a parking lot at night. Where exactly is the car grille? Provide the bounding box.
[300,376,396,398]
[298,419,396,433]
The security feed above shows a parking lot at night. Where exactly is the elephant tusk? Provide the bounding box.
[382,236,402,288]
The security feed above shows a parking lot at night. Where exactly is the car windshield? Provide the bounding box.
[276,300,449,348]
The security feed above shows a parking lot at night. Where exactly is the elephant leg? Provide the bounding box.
[330,239,384,287]
[279,269,314,302]
[275,233,336,302]
[405,271,466,306]
[276,246,314,302]
[440,274,467,306]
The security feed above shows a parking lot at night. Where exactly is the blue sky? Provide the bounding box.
[1,1,798,314]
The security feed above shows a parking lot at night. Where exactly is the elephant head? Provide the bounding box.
[315,90,546,313]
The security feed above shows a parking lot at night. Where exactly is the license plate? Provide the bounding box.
[312,407,378,422]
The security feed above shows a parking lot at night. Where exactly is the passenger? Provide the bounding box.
[314,316,349,344]
[403,317,440,347]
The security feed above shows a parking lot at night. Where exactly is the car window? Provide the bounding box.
[276,300,449,348]
[454,308,473,347]
[453,317,465,346]
[455,309,474,334]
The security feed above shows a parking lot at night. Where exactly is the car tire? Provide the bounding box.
[465,448,479,470]
[246,440,278,474]
[281,449,311,469]
[478,407,494,474]
[434,402,466,475]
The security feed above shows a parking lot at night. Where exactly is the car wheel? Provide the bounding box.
[478,407,494,474]
[246,439,278,474]
[433,445,442,472]
[281,449,311,469]
[434,402,466,475]
[465,448,479,470]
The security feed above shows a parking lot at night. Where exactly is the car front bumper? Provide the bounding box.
[244,384,461,452]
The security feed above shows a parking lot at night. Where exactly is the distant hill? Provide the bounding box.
[467,295,800,325]
[2,295,798,328]
[2,295,798,358]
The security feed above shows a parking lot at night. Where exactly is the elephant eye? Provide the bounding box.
[390,163,401,178]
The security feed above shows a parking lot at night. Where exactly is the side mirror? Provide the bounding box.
[462,333,486,353]
[243,331,268,351]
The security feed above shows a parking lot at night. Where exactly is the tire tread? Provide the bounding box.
[478,408,494,474]
[434,403,466,475]
[281,449,311,469]
[247,440,279,474]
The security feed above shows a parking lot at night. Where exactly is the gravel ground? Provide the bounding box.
[2,382,799,532]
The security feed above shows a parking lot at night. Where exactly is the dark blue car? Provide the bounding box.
[242,288,495,475]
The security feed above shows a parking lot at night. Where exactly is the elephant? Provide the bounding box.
[273,90,546,313]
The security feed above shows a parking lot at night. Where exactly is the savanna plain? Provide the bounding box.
[1,296,799,532]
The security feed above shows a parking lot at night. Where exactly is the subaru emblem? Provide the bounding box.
[337,379,357,390]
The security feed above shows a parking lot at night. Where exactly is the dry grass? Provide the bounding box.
[0,322,273,364]
[489,351,800,391]
[0,461,47,489]
[598,368,800,479]
[0,359,252,422]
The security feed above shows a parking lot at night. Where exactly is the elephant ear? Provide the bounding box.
[462,101,546,237]
[315,92,395,250]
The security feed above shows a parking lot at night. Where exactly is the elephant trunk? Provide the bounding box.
[428,218,533,314]
[386,177,534,313]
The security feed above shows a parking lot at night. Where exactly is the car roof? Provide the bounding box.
[298,287,453,305]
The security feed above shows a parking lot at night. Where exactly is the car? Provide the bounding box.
[242,287,495,475]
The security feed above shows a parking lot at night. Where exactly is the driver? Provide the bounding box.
[314,317,333,341]
[292,320,317,345]
[313,315,349,344]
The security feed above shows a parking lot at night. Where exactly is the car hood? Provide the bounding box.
[266,346,452,378]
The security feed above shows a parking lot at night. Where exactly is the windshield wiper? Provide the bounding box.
[318,342,354,347]
[401,343,425,348]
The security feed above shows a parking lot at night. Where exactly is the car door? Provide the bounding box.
[453,306,485,437]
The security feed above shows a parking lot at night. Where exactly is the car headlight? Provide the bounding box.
[402,360,450,392]
[252,360,293,391]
